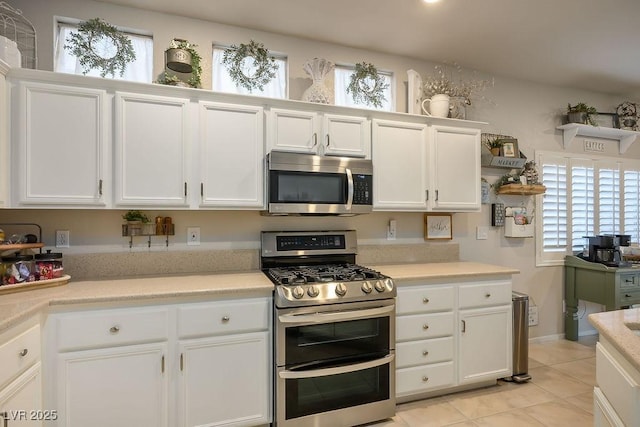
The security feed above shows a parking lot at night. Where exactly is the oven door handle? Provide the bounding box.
[345,167,354,212]
[279,354,394,379]
[278,304,394,325]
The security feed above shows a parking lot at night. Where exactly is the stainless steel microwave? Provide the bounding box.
[266,151,373,215]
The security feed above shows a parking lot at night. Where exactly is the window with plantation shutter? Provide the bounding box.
[536,151,640,267]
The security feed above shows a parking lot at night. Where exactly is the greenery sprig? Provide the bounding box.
[64,17,136,78]
[346,62,389,108]
[222,40,278,92]
[567,102,598,126]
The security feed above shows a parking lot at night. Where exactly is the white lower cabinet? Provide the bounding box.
[46,297,271,427]
[0,318,43,427]
[56,343,169,427]
[178,332,269,427]
[594,340,640,427]
[396,278,512,401]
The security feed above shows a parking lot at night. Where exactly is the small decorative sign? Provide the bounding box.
[584,140,605,153]
[424,213,453,240]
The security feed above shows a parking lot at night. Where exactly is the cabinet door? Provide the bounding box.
[430,125,481,211]
[323,114,370,158]
[0,363,42,426]
[372,119,429,210]
[267,108,320,154]
[114,92,189,207]
[199,102,264,208]
[56,343,168,427]
[178,332,269,427]
[458,305,512,384]
[15,82,107,206]
[0,69,8,207]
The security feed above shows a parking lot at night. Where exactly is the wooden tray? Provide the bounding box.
[0,274,70,295]
[0,243,44,254]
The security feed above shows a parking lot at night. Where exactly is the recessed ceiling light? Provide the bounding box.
[423,0,441,3]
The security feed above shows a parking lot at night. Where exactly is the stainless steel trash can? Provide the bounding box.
[509,291,531,382]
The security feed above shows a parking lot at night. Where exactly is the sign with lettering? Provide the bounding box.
[584,140,605,153]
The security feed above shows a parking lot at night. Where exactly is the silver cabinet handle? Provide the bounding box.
[422,376,429,382]
[19,348,28,357]
[422,324,429,330]
[110,326,120,334]
[435,190,439,201]
[326,134,330,147]
[462,320,466,333]
[311,133,318,148]
[422,350,429,356]
[423,297,430,303]
[485,293,491,298]
[222,316,230,322]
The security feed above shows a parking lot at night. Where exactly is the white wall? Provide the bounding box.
[6,0,637,339]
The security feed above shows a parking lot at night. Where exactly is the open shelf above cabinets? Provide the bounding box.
[496,183,546,195]
[556,123,640,154]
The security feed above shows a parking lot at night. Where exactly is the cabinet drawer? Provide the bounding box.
[458,280,511,309]
[620,273,640,290]
[0,325,40,389]
[55,307,169,351]
[620,290,640,305]
[177,298,269,339]
[596,343,640,427]
[396,361,455,396]
[396,337,454,369]
[396,312,454,342]
[397,286,454,314]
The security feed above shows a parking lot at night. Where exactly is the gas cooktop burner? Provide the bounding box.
[267,264,385,286]
[261,230,396,308]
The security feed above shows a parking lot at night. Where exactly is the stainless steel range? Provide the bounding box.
[261,230,396,427]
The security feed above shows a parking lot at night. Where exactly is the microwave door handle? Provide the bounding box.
[345,168,354,211]
[279,354,395,379]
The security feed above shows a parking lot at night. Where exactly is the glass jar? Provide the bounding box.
[1,253,35,285]
[34,250,64,280]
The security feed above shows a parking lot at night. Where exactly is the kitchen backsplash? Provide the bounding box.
[64,243,460,281]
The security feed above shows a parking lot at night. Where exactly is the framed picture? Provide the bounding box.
[424,213,453,240]
[594,112,619,129]
[500,138,519,158]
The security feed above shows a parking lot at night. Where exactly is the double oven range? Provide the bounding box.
[261,230,396,427]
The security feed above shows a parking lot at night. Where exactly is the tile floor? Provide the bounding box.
[365,336,598,427]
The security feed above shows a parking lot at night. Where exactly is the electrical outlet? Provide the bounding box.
[528,305,539,326]
[187,227,200,246]
[387,220,397,240]
[55,230,70,248]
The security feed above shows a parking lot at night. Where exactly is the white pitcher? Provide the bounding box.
[421,94,450,118]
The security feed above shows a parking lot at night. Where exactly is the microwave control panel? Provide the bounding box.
[353,174,372,205]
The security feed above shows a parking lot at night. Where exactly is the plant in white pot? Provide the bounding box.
[567,102,598,126]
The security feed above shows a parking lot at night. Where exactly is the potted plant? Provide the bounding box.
[487,137,504,156]
[122,210,149,236]
[158,39,202,88]
[567,103,598,126]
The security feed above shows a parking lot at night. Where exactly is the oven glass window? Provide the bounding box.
[285,317,390,367]
[272,171,346,204]
[285,363,390,420]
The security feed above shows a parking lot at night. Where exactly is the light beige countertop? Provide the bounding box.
[589,308,640,371]
[0,271,273,332]
[0,261,517,334]
[372,262,519,281]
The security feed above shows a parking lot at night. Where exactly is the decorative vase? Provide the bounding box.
[301,58,334,104]
[449,96,467,119]
[165,48,193,73]
[490,147,501,156]
[421,94,450,118]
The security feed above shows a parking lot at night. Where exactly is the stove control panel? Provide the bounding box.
[274,278,395,307]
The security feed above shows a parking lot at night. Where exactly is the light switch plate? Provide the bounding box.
[476,226,488,240]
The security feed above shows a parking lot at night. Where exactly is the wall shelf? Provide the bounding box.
[496,184,546,195]
[121,223,175,248]
[556,123,640,154]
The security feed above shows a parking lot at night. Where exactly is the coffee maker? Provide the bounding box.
[586,235,631,267]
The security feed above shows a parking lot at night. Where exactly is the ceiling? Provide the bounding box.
[98,0,640,97]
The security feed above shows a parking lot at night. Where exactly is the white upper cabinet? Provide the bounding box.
[0,63,9,207]
[114,92,190,207]
[429,125,481,211]
[267,108,370,158]
[198,102,264,208]
[14,81,108,206]
[372,119,429,210]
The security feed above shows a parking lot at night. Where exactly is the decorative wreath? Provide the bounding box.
[346,62,389,108]
[222,40,279,92]
[64,18,136,78]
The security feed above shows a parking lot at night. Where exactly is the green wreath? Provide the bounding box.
[346,62,389,108]
[65,18,136,78]
[222,40,278,92]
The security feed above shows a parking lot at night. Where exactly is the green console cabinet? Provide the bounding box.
[564,255,640,340]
